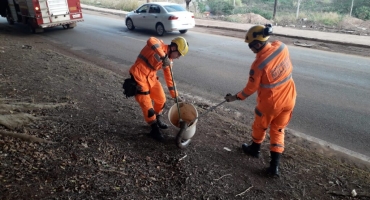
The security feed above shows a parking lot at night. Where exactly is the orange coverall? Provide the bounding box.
[129,37,178,125]
[237,41,297,153]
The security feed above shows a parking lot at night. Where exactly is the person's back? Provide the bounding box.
[130,37,168,88]
[255,40,296,109]
[224,24,297,176]
[126,36,189,142]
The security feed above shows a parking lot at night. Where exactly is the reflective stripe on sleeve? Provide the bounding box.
[154,53,161,62]
[260,73,292,89]
[138,54,155,70]
[240,91,249,98]
[151,43,160,50]
[258,43,285,70]
[168,86,176,91]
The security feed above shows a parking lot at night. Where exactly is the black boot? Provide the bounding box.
[242,142,261,158]
[267,151,281,176]
[156,114,168,129]
[150,123,165,142]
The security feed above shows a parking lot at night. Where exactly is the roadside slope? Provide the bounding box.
[1,24,370,199]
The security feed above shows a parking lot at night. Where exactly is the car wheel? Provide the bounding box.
[156,23,165,36]
[126,18,135,30]
[179,30,188,34]
[62,24,70,29]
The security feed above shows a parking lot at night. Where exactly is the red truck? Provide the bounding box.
[0,0,84,33]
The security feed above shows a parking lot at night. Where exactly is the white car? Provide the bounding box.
[125,2,195,36]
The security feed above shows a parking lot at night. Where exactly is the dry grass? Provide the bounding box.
[274,11,342,27]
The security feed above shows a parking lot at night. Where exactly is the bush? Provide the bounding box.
[195,0,207,13]
[249,7,273,20]
[207,0,234,15]
[354,6,370,20]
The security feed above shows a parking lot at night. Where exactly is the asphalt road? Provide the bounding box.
[1,11,370,158]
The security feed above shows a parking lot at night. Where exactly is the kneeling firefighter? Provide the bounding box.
[125,36,189,142]
[224,24,297,176]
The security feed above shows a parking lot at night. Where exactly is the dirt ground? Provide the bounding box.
[1,16,370,199]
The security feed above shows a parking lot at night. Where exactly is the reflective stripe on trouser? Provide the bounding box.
[251,103,295,153]
[135,79,166,124]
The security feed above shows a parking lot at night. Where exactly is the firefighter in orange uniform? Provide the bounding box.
[129,36,189,142]
[224,24,297,176]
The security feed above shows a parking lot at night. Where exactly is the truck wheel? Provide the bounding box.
[6,11,14,25]
[29,24,36,33]
[7,17,14,25]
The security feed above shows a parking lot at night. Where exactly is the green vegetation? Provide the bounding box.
[81,0,139,11]
[81,0,369,26]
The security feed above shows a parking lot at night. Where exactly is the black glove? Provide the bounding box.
[161,54,171,67]
[224,93,238,102]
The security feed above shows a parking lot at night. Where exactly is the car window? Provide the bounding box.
[149,5,160,14]
[163,5,186,12]
[137,5,148,13]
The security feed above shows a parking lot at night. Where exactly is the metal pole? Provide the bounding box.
[168,62,182,124]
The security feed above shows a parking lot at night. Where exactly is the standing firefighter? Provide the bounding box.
[224,24,297,176]
[124,36,189,142]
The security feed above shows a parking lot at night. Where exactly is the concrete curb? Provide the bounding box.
[195,24,370,49]
[81,4,370,49]
[82,6,128,17]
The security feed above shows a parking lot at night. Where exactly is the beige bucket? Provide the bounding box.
[168,102,198,140]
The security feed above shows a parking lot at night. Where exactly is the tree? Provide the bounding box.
[273,0,278,19]
[185,0,192,11]
[350,0,354,16]
[296,0,301,19]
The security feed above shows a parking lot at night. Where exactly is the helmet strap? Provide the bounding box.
[168,43,179,58]
[249,41,266,53]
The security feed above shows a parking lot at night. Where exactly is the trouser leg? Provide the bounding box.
[242,107,271,158]
[150,80,168,129]
[269,105,294,153]
[267,104,294,176]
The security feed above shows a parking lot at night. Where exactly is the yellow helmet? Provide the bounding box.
[171,36,189,56]
[245,25,270,44]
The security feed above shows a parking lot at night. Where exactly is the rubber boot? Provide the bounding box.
[241,142,261,158]
[267,151,281,176]
[156,114,168,129]
[150,123,165,142]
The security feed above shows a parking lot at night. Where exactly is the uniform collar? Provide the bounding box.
[256,42,271,57]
